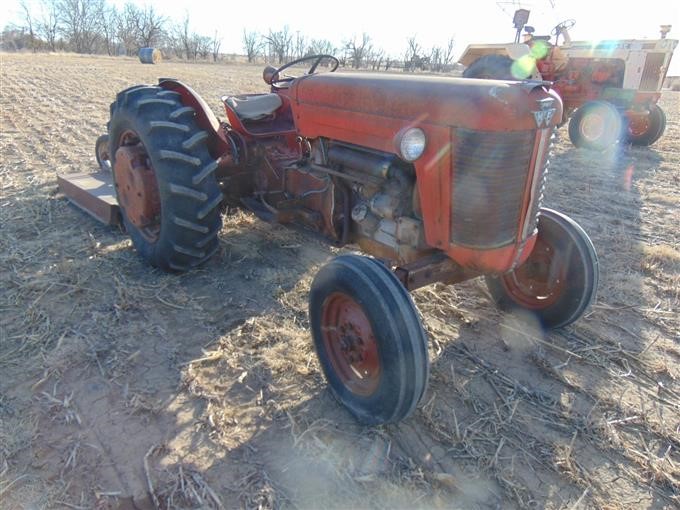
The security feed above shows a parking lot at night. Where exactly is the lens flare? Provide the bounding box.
[530,40,550,60]
[511,55,536,79]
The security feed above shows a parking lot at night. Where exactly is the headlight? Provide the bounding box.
[396,127,426,162]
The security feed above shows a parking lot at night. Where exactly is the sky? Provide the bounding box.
[3,0,680,74]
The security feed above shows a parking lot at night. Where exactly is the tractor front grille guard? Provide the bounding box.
[450,129,537,249]
[522,127,555,240]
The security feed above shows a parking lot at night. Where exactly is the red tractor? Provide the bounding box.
[59,55,598,424]
[460,11,677,151]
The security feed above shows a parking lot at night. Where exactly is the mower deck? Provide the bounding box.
[57,171,121,225]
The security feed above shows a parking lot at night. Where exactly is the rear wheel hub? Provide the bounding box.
[113,131,161,242]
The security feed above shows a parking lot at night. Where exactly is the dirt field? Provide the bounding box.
[1,53,679,509]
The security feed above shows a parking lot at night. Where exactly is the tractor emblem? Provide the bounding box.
[533,98,557,128]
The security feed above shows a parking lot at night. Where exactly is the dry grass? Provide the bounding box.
[1,52,679,509]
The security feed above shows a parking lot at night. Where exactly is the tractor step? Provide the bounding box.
[57,171,121,225]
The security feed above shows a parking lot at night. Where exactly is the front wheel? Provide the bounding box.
[568,101,623,151]
[309,255,429,425]
[625,104,666,146]
[486,208,598,330]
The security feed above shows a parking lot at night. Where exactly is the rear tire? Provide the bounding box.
[463,54,514,79]
[309,254,429,425]
[568,101,623,151]
[108,85,223,271]
[625,104,666,146]
[486,208,598,330]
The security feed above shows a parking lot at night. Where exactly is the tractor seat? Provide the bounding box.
[223,93,282,121]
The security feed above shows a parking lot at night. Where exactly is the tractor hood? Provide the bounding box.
[291,72,562,145]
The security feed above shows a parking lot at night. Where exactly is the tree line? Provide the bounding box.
[2,0,221,60]
[1,0,458,72]
[245,28,457,72]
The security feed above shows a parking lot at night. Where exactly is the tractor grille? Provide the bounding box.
[451,129,535,248]
[640,53,665,91]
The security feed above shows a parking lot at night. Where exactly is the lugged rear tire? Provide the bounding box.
[309,254,429,425]
[108,85,222,271]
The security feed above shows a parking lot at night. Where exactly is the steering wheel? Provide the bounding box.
[271,54,339,88]
[551,19,576,36]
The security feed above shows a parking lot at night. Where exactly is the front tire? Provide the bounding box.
[625,104,666,146]
[309,255,429,425]
[568,100,623,151]
[486,209,598,330]
[108,85,223,271]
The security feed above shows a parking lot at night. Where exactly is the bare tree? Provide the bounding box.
[19,0,37,52]
[97,3,118,55]
[195,34,211,59]
[345,33,372,69]
[430,37,455,72]
[293,31,306,59]
[136,5,165,48]
[265,26,292,64]
[306,38,334,57]
[211,31,221,62]
[37,0,60,52]
[180,14,193,60]
[404,36,428,72]
[242,29,261,63]
[369,48,385,70]
[58,0,104,53]
[117,3,140,56]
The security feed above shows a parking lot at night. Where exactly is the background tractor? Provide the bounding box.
[459,10,677,151]
[58,55,598,425]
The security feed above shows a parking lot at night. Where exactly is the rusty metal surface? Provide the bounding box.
[113,144,160,234]
[292,72,561,135]
[394,252,478,291]
[57,171,120,225]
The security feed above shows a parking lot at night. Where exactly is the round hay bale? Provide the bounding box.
[139,47,162,64]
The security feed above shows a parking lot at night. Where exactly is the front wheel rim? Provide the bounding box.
[321,292,381,397]
[500,237,567,310]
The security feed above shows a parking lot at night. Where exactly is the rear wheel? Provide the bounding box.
[486,208,598,329]
[568,100,623,151]
[309,254,429,425]
[625,104,666,146]
[463,54,514,79]
[108,85,223,271]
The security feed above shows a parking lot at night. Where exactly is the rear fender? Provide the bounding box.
[157,79,232,160]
